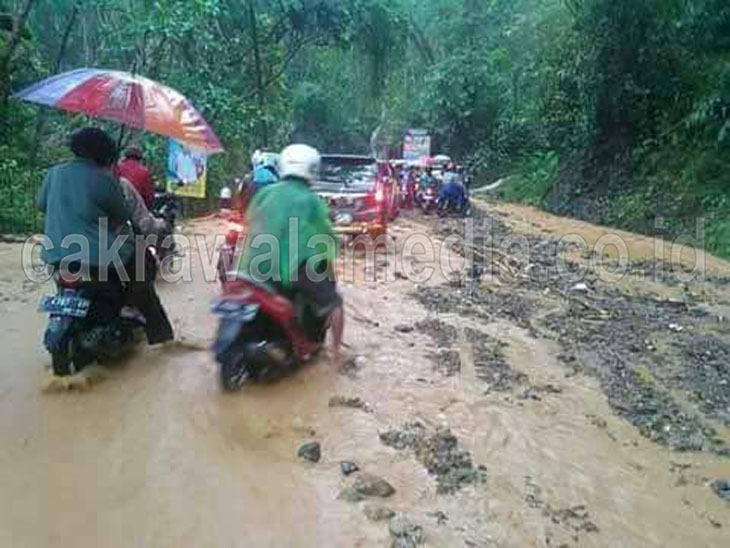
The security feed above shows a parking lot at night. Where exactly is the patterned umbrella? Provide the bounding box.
[13,68,224,154]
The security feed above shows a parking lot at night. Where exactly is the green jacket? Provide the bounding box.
[37,158,133,267]
[239,176,337,287]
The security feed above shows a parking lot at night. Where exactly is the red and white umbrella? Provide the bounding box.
[13,68,224,154]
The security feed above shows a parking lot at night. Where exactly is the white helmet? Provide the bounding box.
[251,149,263,169]
[279,144,321,183]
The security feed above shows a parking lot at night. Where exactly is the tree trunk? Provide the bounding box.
[247,0,268,146]
[31,4,80,162]
[0,0,38,106]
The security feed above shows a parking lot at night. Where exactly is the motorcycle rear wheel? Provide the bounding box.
[51,339,74,377]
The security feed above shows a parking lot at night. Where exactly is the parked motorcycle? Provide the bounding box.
[39,271,147,376]
[212,274,329,391]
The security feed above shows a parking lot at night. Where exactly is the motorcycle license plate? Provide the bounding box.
[211,299,260,321]
[38,294,91,318]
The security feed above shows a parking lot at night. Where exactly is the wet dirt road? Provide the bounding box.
[0,205,728,547]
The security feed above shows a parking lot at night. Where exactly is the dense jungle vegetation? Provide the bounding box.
[0,1,728,255]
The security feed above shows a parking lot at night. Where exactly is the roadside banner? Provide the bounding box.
[167,139,207,198]
[403,129,431,161]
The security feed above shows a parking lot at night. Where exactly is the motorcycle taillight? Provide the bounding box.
[54,271,82,288]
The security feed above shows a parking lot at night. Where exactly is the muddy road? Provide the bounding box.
[0,203,728,547]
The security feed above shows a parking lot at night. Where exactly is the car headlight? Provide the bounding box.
[334,212,354,225]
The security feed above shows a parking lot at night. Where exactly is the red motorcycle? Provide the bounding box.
[213,254,329,391]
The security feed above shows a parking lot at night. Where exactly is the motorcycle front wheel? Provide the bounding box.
[220,354,251,392]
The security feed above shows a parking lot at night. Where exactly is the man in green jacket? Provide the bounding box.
[239,144,344,361]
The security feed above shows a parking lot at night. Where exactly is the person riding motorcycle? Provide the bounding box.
[37,127,174,347]
[439,165,468,214]
[420,168,439,189]
[238,144,344,362]
[251,150,279,193]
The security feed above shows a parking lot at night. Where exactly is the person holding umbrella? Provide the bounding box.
[37,127,174,346]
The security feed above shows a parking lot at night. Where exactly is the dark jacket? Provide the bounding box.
[37,158,133,267]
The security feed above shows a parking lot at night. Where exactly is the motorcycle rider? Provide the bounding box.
[420,167,439,189]
[251,150,279,193]
[238,144,344,362]
[37,127,174,348]
[439,164,468,214]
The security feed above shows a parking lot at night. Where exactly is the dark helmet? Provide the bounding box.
[70,127,117,167]
[124,145,144,160]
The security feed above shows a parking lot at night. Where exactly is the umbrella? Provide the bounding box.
[418,155,433,167]
[433,154,451,164]
[13,68,224,154]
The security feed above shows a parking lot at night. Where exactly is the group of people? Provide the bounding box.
[39,129,471,372]
[38,127,175,347]
[398,161,471,211]
[38,132,344,367]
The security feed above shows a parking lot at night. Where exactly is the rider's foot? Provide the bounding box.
[40,366,107,393]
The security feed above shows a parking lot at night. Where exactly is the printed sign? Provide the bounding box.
[167,139,207,198]
[403,129,431,161]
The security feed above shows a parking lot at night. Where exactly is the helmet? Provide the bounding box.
[251,149,263,169]
[279,144,320,183]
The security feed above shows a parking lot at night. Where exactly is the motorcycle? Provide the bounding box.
[39,270,147,376]
[415,184,438,214]
[149,190,181,270]
[151,190,180,228]
[437,185,471,218]
[212,273,329,391]
[399,178,414,210]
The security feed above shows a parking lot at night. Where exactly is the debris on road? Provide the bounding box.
[352,473,396,498]
[380,422,486,494]
[340,461,360,476]
[298,442,322,463]
[329,395,373,413]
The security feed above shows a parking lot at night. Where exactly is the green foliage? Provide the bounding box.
[0,147,43,233]
[497,151,560,207]
[0,0,728,261]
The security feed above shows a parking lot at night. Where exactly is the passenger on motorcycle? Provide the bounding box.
[238,144,344,362]
[37,127,174,346]
[115,145,155,208]
[119,177,170,241]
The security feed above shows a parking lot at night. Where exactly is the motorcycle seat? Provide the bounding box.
[225,272,277,294]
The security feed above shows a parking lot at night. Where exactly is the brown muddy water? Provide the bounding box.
[0,207,728,547]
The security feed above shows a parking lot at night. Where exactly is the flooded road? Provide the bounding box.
[0,205,728,547]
